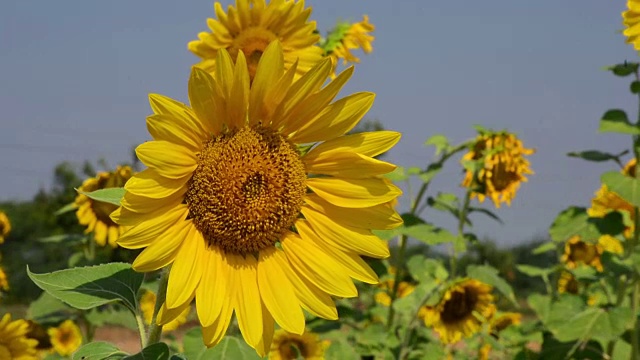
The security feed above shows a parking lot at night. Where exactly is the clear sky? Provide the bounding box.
[0,1,637,246]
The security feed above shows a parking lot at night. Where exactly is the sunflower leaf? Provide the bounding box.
[76,187,126,206]
[599,109,640,135]
[604,62,639,77]
[183,329,261,360]
[54,201,77,216]
[549,206,600,243]
[466,264,517,305]
[27,263,143,313]
[123,342,171,360]
[71,342,128,360]
[567,149,628,162]
[601,171,640,207]
[551,307,633,343]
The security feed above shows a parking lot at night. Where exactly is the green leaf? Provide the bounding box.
[468,206,503,224]
[466,264,516,305]
[71,342,128,360]
[76,187,126,206]
[538,333,603,360]
[384,167,408,182]
[54,202,77,216]
[424,134,449,155]
[86,305,138,330]
[549,207,600,243]
[599,109,640,135]
[612,339,632,360]
[527,293,551,324]
[183,330,261,360]
[567,150,628,162]
[552,307,633,343]
[38,234,86,244]
[123,343,171,360]
[532,241,556,254]
[589,211,626,236]
[27,263,144,313]
[407,255,448,283]
[545,294,585,329]
[393,280,439,316]
[403,225,457,246]
[601,171,640,207]
[631,81,640,94]
[606,62,639,77]
[27,291,73,324]
[325,339,359,360]
[418,163,442,184]
[516,264,555,277]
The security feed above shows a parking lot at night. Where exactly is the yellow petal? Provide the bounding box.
[111,201,182,227]
[188,67,223,135]
[300,206,390,258]
[135,141,197,180]
[281,231,357,298]
[215,49,235,97]
[307,131,401,158]
[228,51,249,129]
[157,294,193,325]
[304,151,396,178]
[229,254,263,348]
[148,94,208,137]
[289,92,375,144]
[196,248,228,327]
[202,295,234,347]
[257,248,305,334]
[166,227,206,308]
[118,205,189,249]
[121,189,185,214]
[132,220,192,272]
[254,303,275,358]
[125,169,188,199]
[303,193,403,230]
[307,177,402,208]
[146,114,203,153]
[249,41,284,126]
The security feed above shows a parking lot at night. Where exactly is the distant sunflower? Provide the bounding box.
[0,211,10,244]
[623,0,640,50]
[375,280,415,306]
[188,0,323,81]
[47,320,82,356]
[557,271,579,294]
[0,313,39,359]
[75,166,133,247]
[462,131,534,208]
[562,235,623,272]
[140,290,189,332]
[419,279,495,344]
[489,312,521,336]
[589,158,636,238]
[269,329,327,360]
[112,42,402,355]
[326,16,375,75]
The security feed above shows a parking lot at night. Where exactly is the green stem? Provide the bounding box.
[632,275,640,360]
[136,313,148,350]
[451,190,472,277]
[147,267,170,346]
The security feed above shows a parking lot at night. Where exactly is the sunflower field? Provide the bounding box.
[2,1,640,359]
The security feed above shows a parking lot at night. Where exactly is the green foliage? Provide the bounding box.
[71,342,128,360]
[123,343,171,360]
[182,329,262,360]
[599,109,640,135]
[549,207,600,243]
[567,149,628,162]
[466,264,517,305]
[77,187,126,206]
[601,170,640,207]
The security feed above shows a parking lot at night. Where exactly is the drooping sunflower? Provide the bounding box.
[419,279,496,344]
[47,320,82,356]
[589,158,636,238]
[623,0,640,50]
[461,131,534,208]
[140,290,190,332]
[268,329,328,360]
[111,42,402,355]
[0,313,39,360]
[557,271,579,294]
[325,16,375,72]
[188,0,324,81]
[561,235,623,272]
[75,166,133,247]
[0,211,10,244]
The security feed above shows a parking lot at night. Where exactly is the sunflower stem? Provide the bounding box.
[147,267,169,346]
[136,312,148,350]
[631,274,640,360]
[451,190,472,277]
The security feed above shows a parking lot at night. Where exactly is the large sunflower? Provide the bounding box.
[419,279,496,344]
[461,131,534,208]
[75,166,133,247]
[47,320,82,356]
[589,158,636,238]
[268,329,327,360]
[188,0,324,81]
[623,0,640,50]
[112,42,402,355]
[0,211,10,244]
[0,314,39,360]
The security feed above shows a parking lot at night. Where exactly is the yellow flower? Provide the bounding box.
[111,42,402,356]
[589,159,636,238]
[75,166,133,247]
[0,212,10,244]
[0,266,8,292]
[419,279,496,344]
[268,329,327,360]
[461,132,534,208]
[561,235,623,272]
[47,320,82,356]
[327,16,375,74]
[374,280,415,306]
[478,344,492,360]
[0,314,39,360]
[557,271,579,294]
[140,290,189,332]
[489,312,521,335]
[188,0,323,81]
[623,0,640,50]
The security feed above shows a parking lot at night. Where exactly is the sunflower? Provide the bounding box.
[112,42,402,355]
[75,166,133,247]
[561,235,623,272]
[461,131,534,208]
[188,0,324,81]
[623,0,640,50]
[557,271,579,294]
[47,320,82,356]
[140,290,190,332]
[489,312,521,335]
[0,314,39,360]
[268,329,328,360]
[419,279,496,344]
[589,158,636,238]
[0,211,10,244]
[375,280,415,306]
[326,16,375,73]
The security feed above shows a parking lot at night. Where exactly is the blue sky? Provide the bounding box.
[0,1,637,246]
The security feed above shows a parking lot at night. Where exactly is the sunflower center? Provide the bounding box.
[186,126,306,255]
[441,290,477,324]
[279,340,308,359]
[569,242,597,263]
[231,27,277,80]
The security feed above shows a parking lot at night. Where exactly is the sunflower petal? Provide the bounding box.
[228,51,249,129]
[125,169,188,199]
[148,94,208,137]
[196,247,228,327]
[146,114,204,152]
[254,303,275,357]
[307,131,401,158]
[229,254,263,348]
[136,141,197,180]
[121,189,185,214]
[132,220,192,272]
[188,67,223,135]
[118,205,189,249]
[166,227,206,308]
[304,151,396,178]
[250,41,285,126]
[157,294,193,325]
[307,177,402,208]
[303,193,402,230]
[202,295,234,347]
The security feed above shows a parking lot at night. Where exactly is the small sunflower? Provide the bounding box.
[112,42,402,355]
[489,312,521,336]
[0,211,10,244]
[188,0,324,81]
[419,279,496,344]
[589,158,636,238]
[140,290,190,332]
[325,16,375,75]
[461,131,534,208]
[623,0,640,50]
[557,271,579,294]
[47,320,82,356]
[0,313,39,360]
[374,280,415,306]
[75,166,133,247]
[561,235,623,272]
[268,329,328,360]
